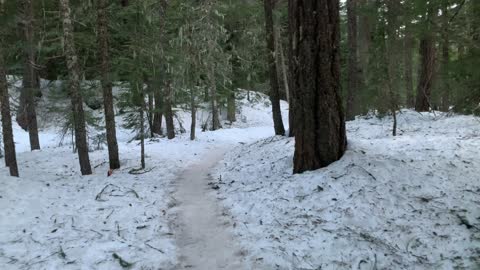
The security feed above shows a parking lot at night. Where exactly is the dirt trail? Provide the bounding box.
[173,148,245,270]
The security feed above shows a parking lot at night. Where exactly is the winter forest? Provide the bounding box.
[0,0,479,269]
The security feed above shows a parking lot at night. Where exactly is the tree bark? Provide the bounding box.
[415,4,436,112]
[227,54,238,123]
[346,0,360,120]
[147,91,154,136]
[287,0,295,137]
[164,80,175,139]
[227,89,236,123]
[97,0,120,169]
[60,0,92,175]
[278,33,290,104]
[290,0,346,174]
[415,37,435,112]
[19,0,40,150]
[152,87,163,135]
[0,45,19,177]
[190,88,196,140]
[139,83,145,169]
[264,0,285,136]
[385,0,399,136]
[208,64,221,131]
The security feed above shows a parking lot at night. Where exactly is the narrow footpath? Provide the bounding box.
[173,148,245,270]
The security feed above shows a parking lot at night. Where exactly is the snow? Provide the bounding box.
[0,87,285,269]
[212,110,480,270]
[1,83,479,270]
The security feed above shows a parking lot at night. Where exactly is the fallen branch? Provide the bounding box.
[128,167,154,175]
[112,253,133,269]
[145,242,165,254]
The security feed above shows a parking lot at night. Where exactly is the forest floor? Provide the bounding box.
[213,109,480,270]
[1,87,479,270]
[0,89,281,269]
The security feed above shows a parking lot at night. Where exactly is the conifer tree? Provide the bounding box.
[59,0,92,175]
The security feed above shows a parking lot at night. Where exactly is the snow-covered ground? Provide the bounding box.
[212,110,480,270]
[1,83,479,270]
[0,87,287,269]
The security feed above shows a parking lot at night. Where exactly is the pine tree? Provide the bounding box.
[59,0,92,175]
[415,2,436,112]
[164,80,175,139]
[264,0,285,136]
[290,0,347,174]
[0,39,19,177]
[18,0,40,150]
[97,0,120,169]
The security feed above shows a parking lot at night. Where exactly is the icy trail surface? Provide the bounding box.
[173,147,245,269]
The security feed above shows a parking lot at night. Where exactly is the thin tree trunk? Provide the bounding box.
[276,36,289,103]
[209,64,221,131]
[346,0,360,120]
[0,45,19,177]
[60,0,92,175]
[274,27,287,101]
[164,80,175,139]
[440,0,450,111]
[97,0,120,169]
[264,0,285,136]
[287,1,295,138]
[139,83,145,169]
[190,88,196,140]
[404,21,415,108]
[20,0,40,150]
[385,0,399,136]
[152,87,163,135]
[227,54,238,123]
[227,89,235,123]
[147,91,154,136]
[290,0,347,174]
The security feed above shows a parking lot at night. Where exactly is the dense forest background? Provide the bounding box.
[0,0,479,176]
[1,0,478,113]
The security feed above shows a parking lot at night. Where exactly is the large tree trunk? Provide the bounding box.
[0,45,19,177]
[290,0,346,174]
[404,21,415,108]
[415,37,435,112]
[346,0,360,120]
[97,0,120,169]
[415,4,436,112]
[164,81,175,139]
[264,0,285,136]
[60,0,92,175]
[19,0,40,150]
